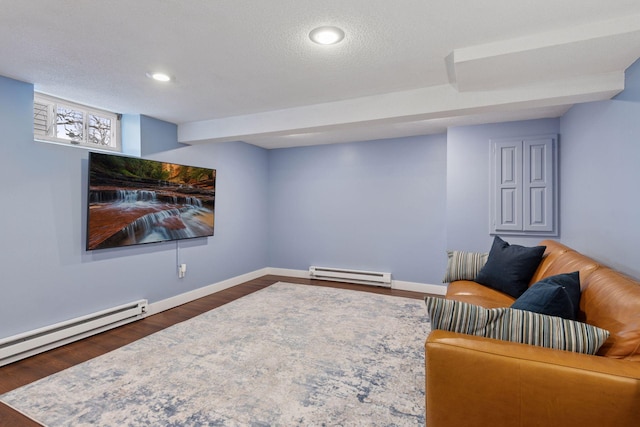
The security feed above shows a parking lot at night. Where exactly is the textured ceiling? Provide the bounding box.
[1,0,640,149]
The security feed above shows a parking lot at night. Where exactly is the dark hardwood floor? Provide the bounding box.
[0,275,428,426]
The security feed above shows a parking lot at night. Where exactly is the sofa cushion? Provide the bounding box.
[442,250,488,283]
[475,236,546,298]
[425,297,609,355]
[511,272,581,320]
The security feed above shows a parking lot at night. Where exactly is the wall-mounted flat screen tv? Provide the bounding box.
[86,152,215,250]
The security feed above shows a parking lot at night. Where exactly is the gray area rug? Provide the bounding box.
[1,282,430,426]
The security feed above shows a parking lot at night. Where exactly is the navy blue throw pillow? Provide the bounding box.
[511,272,581,320]
[475,236,546,298]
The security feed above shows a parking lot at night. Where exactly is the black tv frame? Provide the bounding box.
[86,152,215,250]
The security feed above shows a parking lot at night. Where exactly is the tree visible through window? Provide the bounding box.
[88,114,112,146]
[34,93,120,152]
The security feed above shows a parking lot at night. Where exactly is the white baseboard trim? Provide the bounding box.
[147,268,269,316]
[267,267,447,295]
[266,267,310,278]
[1,268,441,365]
[391,279,447,295]
[147,267,446,317]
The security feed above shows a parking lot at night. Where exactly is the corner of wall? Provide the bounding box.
[613,57,640,102]
[121,114,142,157]
[140,115,185,156]
[121,114,185,157]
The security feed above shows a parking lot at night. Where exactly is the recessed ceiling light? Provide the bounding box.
[146,72,172,82]
[309,26,345,45]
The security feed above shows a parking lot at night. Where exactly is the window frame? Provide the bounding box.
[33,93,122,152]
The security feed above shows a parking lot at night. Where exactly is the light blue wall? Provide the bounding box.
[614,57,640,102]
[139,115,186,155]
[121,114,184,156]
[268,135,448,284]
[3,55,640,340]
[444,58,640,279]
[121,114,142,156]
[0,75,269,338]
[150,141,270,281]
[445,119,561,252]
[559,60,640,278]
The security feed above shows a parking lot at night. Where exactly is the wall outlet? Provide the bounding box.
[178,263,187,278]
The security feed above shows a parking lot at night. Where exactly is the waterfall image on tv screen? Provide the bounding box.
[86,152,215,250]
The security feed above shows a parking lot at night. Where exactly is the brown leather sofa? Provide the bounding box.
[425,240,640,427]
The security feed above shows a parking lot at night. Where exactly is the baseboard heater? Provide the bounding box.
[0,299,148,367]
[309,266,392,287]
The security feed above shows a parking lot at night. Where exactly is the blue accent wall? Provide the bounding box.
[445,119,561,252]
[614,58,640,102]
[559,59,640,278]
[139,115,186,155]
[267,135,448,284]
[0,75,268,338]
[121,114,142,156]
[121,114,185,156]
[2,56,640,341]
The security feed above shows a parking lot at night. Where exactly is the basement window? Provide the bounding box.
[33,93,121,152]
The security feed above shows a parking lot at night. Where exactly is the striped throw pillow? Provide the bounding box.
[442,250,488,283]
[425,297,609,355]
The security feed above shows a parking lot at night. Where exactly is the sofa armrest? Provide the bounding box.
[425,330,640,427]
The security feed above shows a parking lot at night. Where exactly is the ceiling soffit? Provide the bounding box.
[179,15,640,148]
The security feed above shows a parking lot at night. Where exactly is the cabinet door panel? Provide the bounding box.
[524,138,554,232]
[528,187,547,226]
[501,188,518,226]
[493,141,522,231]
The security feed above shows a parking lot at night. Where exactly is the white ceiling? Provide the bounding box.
[1,0,640,149]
